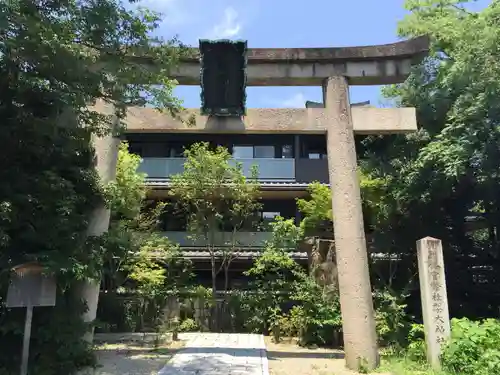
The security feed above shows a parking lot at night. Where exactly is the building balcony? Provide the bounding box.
[163,231,272,248]
[295,159,329,184]
[139,157,295,181]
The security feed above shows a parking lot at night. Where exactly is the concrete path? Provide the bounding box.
[159,333,269,375]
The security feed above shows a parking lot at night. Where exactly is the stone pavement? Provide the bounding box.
[158,333,269,375]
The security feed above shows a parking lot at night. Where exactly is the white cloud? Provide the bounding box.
[206,7,242,39]
[277,92,307,108]
[138,0,188,27]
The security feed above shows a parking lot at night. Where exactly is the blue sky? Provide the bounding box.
[141,0,490,109]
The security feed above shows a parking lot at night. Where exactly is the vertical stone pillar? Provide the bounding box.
[416,237,451,369]
[323,76,379,371]
[80,131,120,342]
[78,103,120,343]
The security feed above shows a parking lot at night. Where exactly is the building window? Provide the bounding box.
[308,152,327,159]
[233,145,276,159]
[233,145,254,159]
[282,145,293,159]
[128,143,143,156]
[169,145,185,158]
[260,211,280,230]
[254,145,275,158]
[302,136,327,159]
[262,211,280,220]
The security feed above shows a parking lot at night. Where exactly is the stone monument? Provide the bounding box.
[417,237,451,369]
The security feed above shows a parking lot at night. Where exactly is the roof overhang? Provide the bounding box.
[146,180,312,199]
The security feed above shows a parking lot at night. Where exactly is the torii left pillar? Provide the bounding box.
[324,76,379,371]
[73,103,120,343]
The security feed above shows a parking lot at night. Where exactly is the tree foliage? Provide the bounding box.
[106,142,147,220]
[105,142,192,290]
[238,217,304,335]
[169,142,261,293]
[0,1,184,373]
[359,0,500,317]
[297,172,388,237]
[0,0,185,279]
[99,142,192,332]
[1,0,184,133]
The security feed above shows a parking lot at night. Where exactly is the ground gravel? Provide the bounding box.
[265,337,389,375]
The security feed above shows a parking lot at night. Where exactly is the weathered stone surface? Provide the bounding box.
[324,76,379,371]
[79,101,121,343]
[136,36,429,86]
[90,103,417,135]
[182,36,429,62]
[416,237,451,370]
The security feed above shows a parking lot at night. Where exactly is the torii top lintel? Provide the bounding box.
[173,36,429,86]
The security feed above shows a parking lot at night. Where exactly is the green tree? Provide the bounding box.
[101,142,192,331]
[297,182,332,237]
[360,0,500,317]
[104,141,168,290]
[0,1,185,372]
[241,216,304,334]
[297,173,388,237]
[169,142,262,296]
[107,142,147,220]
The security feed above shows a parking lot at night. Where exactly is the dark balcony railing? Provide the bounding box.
[163,231,272,248]
[295,159,329,184]
[139,157,295,180]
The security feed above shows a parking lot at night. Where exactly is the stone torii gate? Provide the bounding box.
[117,36,429,371]
[89,36,429,371]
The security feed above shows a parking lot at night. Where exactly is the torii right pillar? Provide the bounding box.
[324,76,379,370]
[161,34,431,372]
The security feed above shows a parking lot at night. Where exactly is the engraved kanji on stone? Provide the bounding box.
[436,336,446,344]
[417,237,451,368]
[427,250,437,261]
[430,271,440,282]
[430,281,441,290]
[432,293,443,302]
[434,315,445,325]
[433,306,444,314]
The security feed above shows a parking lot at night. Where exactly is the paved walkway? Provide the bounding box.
[159,333,269,375]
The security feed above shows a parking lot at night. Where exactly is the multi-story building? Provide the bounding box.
[122,100,374,289]
[117,37,429,290]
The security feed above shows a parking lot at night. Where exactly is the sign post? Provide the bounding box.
[20,306,33,375]
[6,263,57,375]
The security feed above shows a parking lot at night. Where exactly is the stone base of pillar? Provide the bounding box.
[77,278,101,343]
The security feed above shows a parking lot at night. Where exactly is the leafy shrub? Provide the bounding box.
[275,313,299,339]
[268,308,300,343]
[441,318,500,375]
[373,288,413,349]
[96,292,146,332]
[290,275,342,347]
[405,324,426,362]
[241,248,302,333]
[179,318,199,332]
[235,216,345,346]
